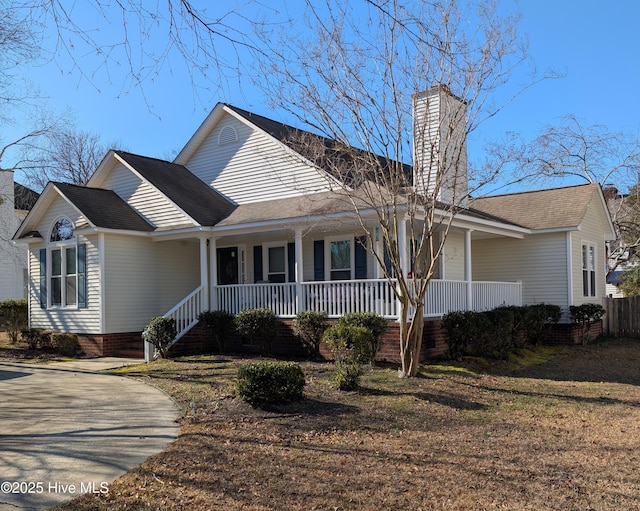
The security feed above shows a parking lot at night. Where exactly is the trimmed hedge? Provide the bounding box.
[336,312,387,364]
[198,309,235,353]
[142,316,176,359]
[235,308,278,355]
[292,310,329,358]
[0,299,28,343]
[236,361,305,408]
[323,324,372,390]
[442,303,562,359]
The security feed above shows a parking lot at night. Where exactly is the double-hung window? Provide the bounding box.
[41,218,87,309]
[582,244,596,297]
[267,245,287,283]
[329,238,352,281]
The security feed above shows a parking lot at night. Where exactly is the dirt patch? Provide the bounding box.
[49,338,640,510]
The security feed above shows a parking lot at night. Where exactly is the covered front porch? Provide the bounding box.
[159,217,525,346]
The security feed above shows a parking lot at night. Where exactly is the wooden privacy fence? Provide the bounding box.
[603,296,640,337]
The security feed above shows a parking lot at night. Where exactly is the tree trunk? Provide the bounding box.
[398,301,425,378]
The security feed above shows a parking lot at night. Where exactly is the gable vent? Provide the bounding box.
[218,125,238,146]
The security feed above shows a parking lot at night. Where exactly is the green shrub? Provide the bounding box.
[521,303,562,345]
[235,308,278,355]
[484,307,515,359]
[323,324,372,390]
[198,309,235,353]
[292,310,329,358]
[21,328,44,350]
[142,316,177,359]
[337,312,387,364]
[0,299,28,343]
[52,333,79,357]
[236,361,305,408]
[570,303,606,345]
[442,310,492,358]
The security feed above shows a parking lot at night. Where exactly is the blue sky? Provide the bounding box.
[6,0,640,192]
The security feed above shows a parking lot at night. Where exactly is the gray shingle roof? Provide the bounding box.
[469,183,600,230]
[116,151,236,226]
[53,182,155,231]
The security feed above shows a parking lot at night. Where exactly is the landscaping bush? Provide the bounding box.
[52,333,79,357]
[570,303,606,345]
[323,324,372,390]
[235,308,278,355]
[442,310,491,358]
[521,303,562,345]
[236,361,305,409]
[142,316,177,359]
[484,307,515,359]
[292,310,328,359]
[0,299,28,343]
[20,328,51,350]
[337,312,387,364]
[198,309,235,353]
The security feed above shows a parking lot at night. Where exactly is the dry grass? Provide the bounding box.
[42,338,640,510]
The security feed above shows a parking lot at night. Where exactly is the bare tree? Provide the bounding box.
[493,115,640,275]
[255,0,547,377]
[18,126,109,188]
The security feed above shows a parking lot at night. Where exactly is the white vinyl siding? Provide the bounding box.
[473,233,568,309]
[100,163,194,228]
[28,234,101,334]
[103,235,200,332]
[570,200,607,306]
[441,231,465,280]
[183,115,333,204]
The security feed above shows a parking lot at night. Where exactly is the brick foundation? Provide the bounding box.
[74,318,600,360]
[77,332,144,358]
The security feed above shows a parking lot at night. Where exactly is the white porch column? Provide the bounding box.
[294,229,304,313]
[210,237,218,310]
[200,238,209,310]
[464,229,473,310]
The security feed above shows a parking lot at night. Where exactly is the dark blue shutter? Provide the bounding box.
[287,242,295,282]
[355,236,367,279]
[39,248,47,309]
[313,240,325,281]
[253,246,263,282]
[77,243,87,308]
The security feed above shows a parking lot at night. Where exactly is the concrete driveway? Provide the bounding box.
[0,358,180,510]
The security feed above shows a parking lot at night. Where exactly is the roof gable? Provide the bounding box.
[114,151,236,226]
[52,182,155,231]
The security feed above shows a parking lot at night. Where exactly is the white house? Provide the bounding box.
[1,170,39,301]
[13,87,616,358]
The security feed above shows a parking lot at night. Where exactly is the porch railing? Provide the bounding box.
[213,278,522,319]
[146,285,207,361]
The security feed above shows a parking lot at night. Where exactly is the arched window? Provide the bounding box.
[46,218,80,307]
[50,218,74,242]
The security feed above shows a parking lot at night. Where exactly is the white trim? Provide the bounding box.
[324,235,355,281]
[263,241,289,283]
[581,240,597,298]
[566,232,573,306]
[98,232,106,333]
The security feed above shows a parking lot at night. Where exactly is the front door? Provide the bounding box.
[217,247,239,285]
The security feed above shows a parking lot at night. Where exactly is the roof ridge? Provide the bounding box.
[475,182,597,201]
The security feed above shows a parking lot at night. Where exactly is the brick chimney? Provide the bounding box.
[412,85,468,207]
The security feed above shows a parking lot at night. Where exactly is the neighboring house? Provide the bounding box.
[13,87,616,359]
[0,170,39,301]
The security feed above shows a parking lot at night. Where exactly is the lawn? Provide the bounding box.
[34,337,640,510]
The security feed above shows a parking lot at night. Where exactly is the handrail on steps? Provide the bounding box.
[145,285,206,362]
